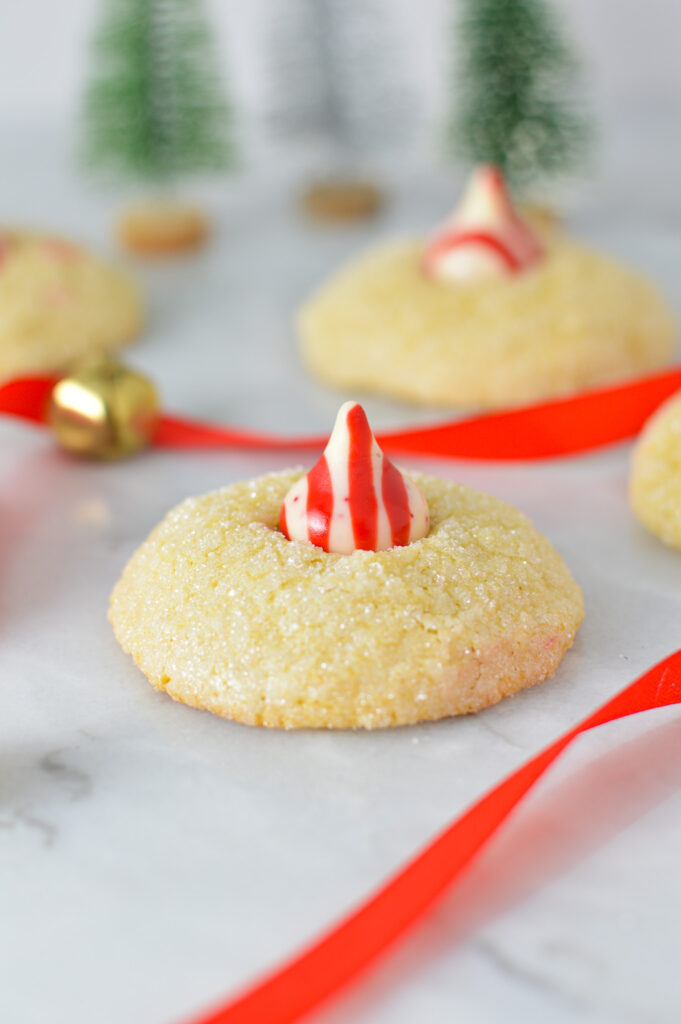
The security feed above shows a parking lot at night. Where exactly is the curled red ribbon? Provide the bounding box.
[186,649,681,1024]
[2,366,681,460]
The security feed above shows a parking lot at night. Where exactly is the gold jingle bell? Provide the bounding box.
[48,355,160,459]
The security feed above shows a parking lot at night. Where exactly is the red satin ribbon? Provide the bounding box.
[2,366,681,460]
[0,375,57,423]
[186,649,681,1024]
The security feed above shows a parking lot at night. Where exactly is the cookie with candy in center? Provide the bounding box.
[299,166,677,409]
[109,402,584,728]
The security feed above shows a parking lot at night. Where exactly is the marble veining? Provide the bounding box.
[1,744,93,848]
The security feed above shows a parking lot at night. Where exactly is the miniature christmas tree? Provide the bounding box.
[265,0,412,222]
[449,0,591,191]
[81,0,234,252]
[267,0,408,158]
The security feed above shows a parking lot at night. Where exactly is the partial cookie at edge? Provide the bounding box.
[631,392,681,549]
[0,231,143,383]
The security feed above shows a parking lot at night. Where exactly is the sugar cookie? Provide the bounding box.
[110,404,583,729]
[299,168,676,408]
[0,231,142,383]
[631,392,681,549]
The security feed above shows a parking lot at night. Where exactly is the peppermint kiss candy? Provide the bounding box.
[280,402,430,554]
[422,165,544,283]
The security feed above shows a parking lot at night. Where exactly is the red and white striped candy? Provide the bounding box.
[422,165,544,283]
[280,402,429,554]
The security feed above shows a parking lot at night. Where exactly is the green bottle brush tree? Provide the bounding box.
[81,0,235,253]
[448,0,592,194]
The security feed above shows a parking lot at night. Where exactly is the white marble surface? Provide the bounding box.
[2,129,681,1024]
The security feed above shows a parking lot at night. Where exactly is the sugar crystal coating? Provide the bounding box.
[299,236,676,409]
[631,393,681,549]
[0,231,142,382]
[109,470,584,729]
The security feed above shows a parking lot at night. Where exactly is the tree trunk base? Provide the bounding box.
[300,180,384,223]
[117,201,209,256]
